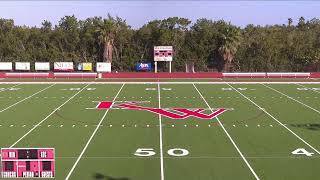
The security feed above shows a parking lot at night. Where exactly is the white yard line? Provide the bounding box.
[193,83,260,180]
[157,83,165,180]
[262,84,320,115]
[226,83,320,155]
[0,84,21,92]
[295,83,320,94]
[65,83,125,180]
[9,84,91,148]
[1,82,320,85]
[0,84,55,113]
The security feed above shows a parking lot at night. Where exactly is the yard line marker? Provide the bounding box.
[0,84,20,93]
[262,84,320,115]
[9,84,91,148]
[226,83,320,155]
[193,83,260,180]
[65,83,125,180]
[296,83,320,95]
[157,82,165,180]
[0,84,55,113]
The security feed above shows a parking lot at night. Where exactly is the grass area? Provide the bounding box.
[0,82,320,179]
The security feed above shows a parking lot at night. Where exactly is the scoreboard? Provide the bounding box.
[154,46,173,62]
[1,148,55,178]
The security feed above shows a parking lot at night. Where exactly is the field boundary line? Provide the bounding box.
[65,83,125,180]
[157,82,165,180]
[193,83,260,180]
[0,84,55,113]
[262,84,320,115]
[0,84,21,93]
[295,83,320,94]
[1,81,320,85]
[226,83,320,155]
[55,156,320,159]
[9,84,91,148]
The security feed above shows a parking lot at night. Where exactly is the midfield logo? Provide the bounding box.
[92,101,227,120]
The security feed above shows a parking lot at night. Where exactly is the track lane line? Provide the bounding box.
[226,83,320,155]
[193,83,260,180]
[262,84,320,115]
[157,83,165,180]
[9,84,91,148]
[65,83,125,180]
[0,84,55,113]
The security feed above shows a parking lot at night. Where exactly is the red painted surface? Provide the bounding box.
[101,72,223,78]
[310,72,320,78]
[0,72,5,78]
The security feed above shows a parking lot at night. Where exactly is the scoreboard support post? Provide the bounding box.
[155,61,158,73]
[169,61,172,73]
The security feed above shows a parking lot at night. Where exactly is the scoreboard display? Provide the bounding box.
[1,148,55,178]
[154,46,173,61]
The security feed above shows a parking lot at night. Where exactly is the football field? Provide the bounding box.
[1,81,320,180]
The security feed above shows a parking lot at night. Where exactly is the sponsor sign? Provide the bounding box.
[1,148,55,178]
[0,62,13,70]
[54,62,73,71]
[135,63,152,71]
[15,62,30,71]
[35,62,50,71]
[77,63,92,71]
[154,46,173,61]
[96,62,111,72]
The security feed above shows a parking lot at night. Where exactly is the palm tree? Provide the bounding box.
[218,25,241,72]
[96,15,117,63]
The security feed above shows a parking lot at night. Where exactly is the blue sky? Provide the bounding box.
[0,1,319,28]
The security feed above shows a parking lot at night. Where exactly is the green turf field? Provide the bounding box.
[1,82,320,180]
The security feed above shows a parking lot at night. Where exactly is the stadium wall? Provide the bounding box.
[101,72,223,78]
[0,72,319,79]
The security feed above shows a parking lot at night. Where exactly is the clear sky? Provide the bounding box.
[0,1,319,29]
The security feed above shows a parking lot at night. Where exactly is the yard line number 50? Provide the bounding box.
[134,148,189,157]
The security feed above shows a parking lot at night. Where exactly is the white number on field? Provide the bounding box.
[61,88,96,91]
[134,148,189,157]
[0,88,20,91]
[167,148,189,157]
[291,148,314,157]
[297,88,320,91]
[134,148,156,157]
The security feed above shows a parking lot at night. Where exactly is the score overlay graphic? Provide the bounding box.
[1,148,55,178]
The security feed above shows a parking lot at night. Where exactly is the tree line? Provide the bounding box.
[0,15,319,72]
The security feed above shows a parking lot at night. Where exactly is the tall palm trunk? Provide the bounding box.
[103,40,113,63]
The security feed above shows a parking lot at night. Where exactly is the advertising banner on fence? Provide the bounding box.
[135,63,152,71]
[35,62,50,71]
[77,63,92,71]
[154,46,173,61]
[0,62,13,70]
[15,62,30,71]
[96,62,111,72]
[54,62,74,71]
